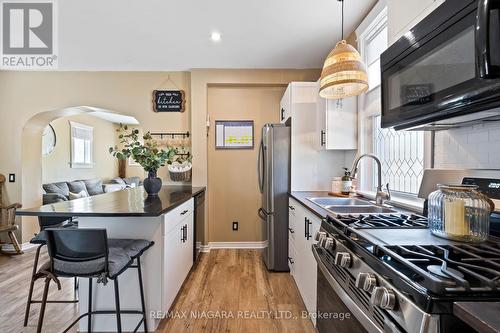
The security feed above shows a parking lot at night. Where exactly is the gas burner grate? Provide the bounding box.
[378,242,500,293]
[334,213,428,229]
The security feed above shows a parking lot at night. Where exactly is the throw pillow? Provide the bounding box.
[42,182,70,197]
[68,190,89,200]
[68,180,88,196]
[83,178,104,196]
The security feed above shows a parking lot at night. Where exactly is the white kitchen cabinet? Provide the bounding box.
[316,92,358,150]
[279,82,318,123]
[163,198,194,312]
[288,197,322,326]
[280,84,291,123]
[387,0,446,45]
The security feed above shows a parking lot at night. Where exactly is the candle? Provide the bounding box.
[444,199,468,236]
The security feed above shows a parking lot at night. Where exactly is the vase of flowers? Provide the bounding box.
[109,125,178,196]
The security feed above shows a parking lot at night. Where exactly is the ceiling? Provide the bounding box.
[58,0,376,71]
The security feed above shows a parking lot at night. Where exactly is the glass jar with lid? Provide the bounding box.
[428,184,495,242]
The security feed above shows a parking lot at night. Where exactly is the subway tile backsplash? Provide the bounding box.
[434,121,500,169]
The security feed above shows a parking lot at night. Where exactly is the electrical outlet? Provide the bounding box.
[8,174,15,182]
[232,221,239,231]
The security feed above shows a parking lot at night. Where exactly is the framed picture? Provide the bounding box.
[215,120,254,149]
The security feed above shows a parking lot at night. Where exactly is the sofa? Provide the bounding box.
[42,177,141,205]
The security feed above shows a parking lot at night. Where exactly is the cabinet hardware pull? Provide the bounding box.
[181,226,185,242]
[281,108,285,121]
[305,217,312,240]
[288,205,295,210]
[320,130,326,146]
[288,257,294,264]
[288,227,295,234]
[180,209,188,215]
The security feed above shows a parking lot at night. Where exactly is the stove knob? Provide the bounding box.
[334,252,351,268]
[355,273,377,292]
[324,237,335,251]
[370,287,397,310]
[315,231,326,242]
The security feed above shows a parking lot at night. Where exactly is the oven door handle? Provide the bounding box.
[312,245,386,333]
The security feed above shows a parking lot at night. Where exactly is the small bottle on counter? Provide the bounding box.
[341,168,352,195]
[331,177,343,194]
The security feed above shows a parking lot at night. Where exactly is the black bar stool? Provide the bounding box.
[24,216,78,327]
[36,228,153,333]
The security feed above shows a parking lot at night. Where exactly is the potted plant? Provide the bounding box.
[109,125,177,196]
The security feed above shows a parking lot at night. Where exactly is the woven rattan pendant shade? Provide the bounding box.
[319,40,368,99]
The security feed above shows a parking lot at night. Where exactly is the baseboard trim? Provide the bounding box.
[197,241,266,252]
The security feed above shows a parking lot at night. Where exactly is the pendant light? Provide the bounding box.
[319,0,368,99]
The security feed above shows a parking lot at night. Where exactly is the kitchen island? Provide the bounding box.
[18,185,206,332]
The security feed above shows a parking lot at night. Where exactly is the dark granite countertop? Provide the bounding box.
[17,186,206,217]
[454,302,500,333]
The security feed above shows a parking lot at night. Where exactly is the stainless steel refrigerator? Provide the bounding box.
[257,123,290,271]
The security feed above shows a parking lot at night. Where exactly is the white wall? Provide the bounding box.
[434,122,500,169]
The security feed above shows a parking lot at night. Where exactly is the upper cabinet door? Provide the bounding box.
[387,0,445,45]
[280,85,291,123]
[316,93,358,151]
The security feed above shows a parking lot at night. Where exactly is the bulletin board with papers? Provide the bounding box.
[215,120,254,149]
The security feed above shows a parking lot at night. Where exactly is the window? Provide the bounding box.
[356,5,427,199]
[70,121,93,168]
[373,115,424,195]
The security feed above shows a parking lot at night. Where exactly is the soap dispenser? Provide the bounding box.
[341,168,352,195]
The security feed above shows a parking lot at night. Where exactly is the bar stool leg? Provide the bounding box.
[36,277,51,333]
[137,257,148,333]
[114,277,122,333]
[88,278,92,332]
[24,244,43,326]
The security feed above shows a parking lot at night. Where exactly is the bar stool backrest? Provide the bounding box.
[45,228,109,277]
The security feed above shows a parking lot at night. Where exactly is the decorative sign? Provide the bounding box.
[215,121,254,149]
[401,84,434,106]
[153,90,185,112]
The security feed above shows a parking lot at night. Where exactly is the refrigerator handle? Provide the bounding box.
[258,207,268,221]
[257,139,265,193]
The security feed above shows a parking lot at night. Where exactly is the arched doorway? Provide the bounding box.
[20,106,140,242]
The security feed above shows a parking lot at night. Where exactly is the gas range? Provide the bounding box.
[313,212,500,333]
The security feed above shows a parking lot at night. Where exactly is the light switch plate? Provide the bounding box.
[8,174,15,182]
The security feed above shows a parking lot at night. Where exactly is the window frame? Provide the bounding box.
[357,6,387,92]
[355,3,433,209]
[70,121,94,169]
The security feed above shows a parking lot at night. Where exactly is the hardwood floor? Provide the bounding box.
[0,248,315,333]
[0,246,79,333]
[158,249,315,333]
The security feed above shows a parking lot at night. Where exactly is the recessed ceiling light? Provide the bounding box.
[210,31,222,42]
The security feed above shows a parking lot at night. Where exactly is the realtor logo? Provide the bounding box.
[1,0,57,69]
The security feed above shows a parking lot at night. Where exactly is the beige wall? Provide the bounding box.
[207,86,284,242]
[190,70,320,245]
[0,71,190,241]
[0,69,320,244]
[42,114,119,184]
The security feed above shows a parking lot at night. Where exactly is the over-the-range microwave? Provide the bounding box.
[381,0,500,130]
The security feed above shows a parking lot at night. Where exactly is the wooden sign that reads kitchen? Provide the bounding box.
[153,90,186,112]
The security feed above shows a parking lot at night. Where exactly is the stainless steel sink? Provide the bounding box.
[307,196,397,214]
[307,197,371,206]
[324,205,397,214]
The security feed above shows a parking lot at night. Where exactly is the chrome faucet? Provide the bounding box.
[349,154,391,206]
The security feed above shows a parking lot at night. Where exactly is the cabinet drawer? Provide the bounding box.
[164,198,194,235]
